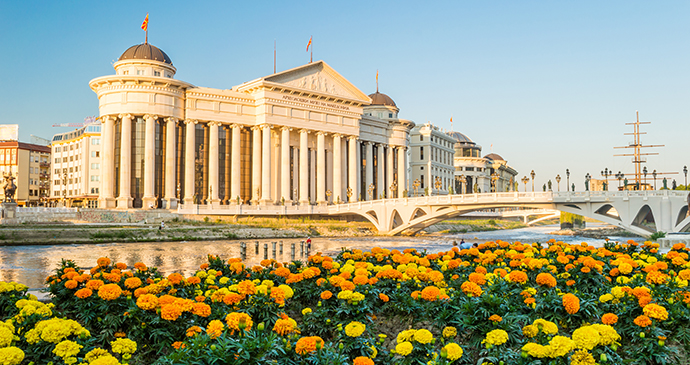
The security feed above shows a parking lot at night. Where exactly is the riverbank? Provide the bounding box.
[549,225,641,239]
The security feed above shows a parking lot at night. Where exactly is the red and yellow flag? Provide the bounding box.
[141,13,149,31]
[306,36,312,52]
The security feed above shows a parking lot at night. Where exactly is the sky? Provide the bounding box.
[1,0,688,189]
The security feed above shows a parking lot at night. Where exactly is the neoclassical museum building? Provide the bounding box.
[92,42,413,209]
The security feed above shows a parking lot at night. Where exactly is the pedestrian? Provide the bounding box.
[460,239,472,249]
[160,221,165,230]
[306,237,312,251]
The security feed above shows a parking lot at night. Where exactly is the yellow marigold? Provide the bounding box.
[160,304,183,321]
[522,325,539,338]
[110,338,137,354]
[84,348,110,363]
[75,288,92,299]
[52,340,82,359]
[136,294,159,311]
[395,341,413,356]
[570,349,595,365]
[124,277,142,289]
[643,303,669,321]
[548,336,576,358]
[191,303,211,317]
[562,293,580,314]
[619,262,633,274]
[535,273,556,288]
[602,313,618,325]
[97,284,122,301]
[522,342,549,358]
[295,336,324,355]
[533,319,559,335]
[396,329,416,343]
[345,321,366,337]
[442,326,457,338]
[443,342,463,361]
[90,355,120,365]
[225,312,253,334]
[206,320,224,339]
[489,314,502,322]
[353,356,374,365]
[572,326,600,350]
[413,329,433,344]
[0,347,25,365]
[483,329,508,346]
[590,324,620,346]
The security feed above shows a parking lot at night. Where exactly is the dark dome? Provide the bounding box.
[447,131,473,143]
[119,43,173,65]
[368,92,396,107]
[484,153,505,161]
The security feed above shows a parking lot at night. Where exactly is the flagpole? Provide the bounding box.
[274,40,276,74]
[310,35,313,63]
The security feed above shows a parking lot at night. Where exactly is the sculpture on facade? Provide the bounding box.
[2,173,16,203]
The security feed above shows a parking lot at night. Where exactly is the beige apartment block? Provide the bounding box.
[50,124,102,207]
[0,142,51,206]
[409,123,456,196]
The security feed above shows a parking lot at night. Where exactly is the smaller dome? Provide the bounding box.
[447,131,473,143]
[484,153,504,161]
[119,43,173,65]
[368,92,396,107]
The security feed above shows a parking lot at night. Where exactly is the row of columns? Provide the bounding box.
[99,116,408,209]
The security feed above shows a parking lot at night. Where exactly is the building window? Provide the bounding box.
[91,175,100,181]
[420,147,424,160]
[137,70,144,75]
[154,70,160,76]
[421,175,425,189]
[91,151,100,157]
[123,70,129,75]
[389,113,393,118]
[92,139,100,145]
[55,146,61,152]
[62,157,67,163]
[91,163,100,170]
[419,135,423,141]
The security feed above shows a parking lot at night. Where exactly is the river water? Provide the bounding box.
[0,224,632,290]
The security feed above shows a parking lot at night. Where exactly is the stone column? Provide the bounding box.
[260,124,272,205]
[183,120,197,206]
[223,127,231,204]
[348,136,358,202]
[316,132,326,205]
[398,146,406,197]
[387,145,394,198]
[365,142,373,200]
[377,144,384,199]
[251,126,261,204]
[164,117,178,209]
[299,129,309,205]
[116,113,133,209]
[98,115,116,208]
[231,124,242,204]
[142,114,158,209]
[208,122,220,206]
[332,134,342,203]
[280,127,292,205]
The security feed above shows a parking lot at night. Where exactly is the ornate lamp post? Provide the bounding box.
[601,168,610,191]
[530,170,536,192]
[62,171,68,207]
[585,173,591,191]
[326,190,332,204]
[555,174,561,192]
[652,170,657,190]
[367,183,375,200]
[490,172,499,193]
[458,175,466,194]
[346,187,353,202]
[521,176,529,192]
[434,176,442,195]
[390,180,398,199]
[684,165,688,186]
[566,169,570,192]
[616,172,624,190]
[413,179,420,197]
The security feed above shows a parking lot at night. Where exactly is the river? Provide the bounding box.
[0,224,631,290]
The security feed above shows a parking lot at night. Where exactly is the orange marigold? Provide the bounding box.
[124,277,142,289]
[460,281,483,297]
[225,312,253,334]
[379,293,389,302]
[223,293,245,306]
[186,326,202,337]
[65,280,78,290]
[295,336,324,355]
[421,286,442,301]
[161,303,184,321]
[320,291,333,300]
[186,276,201,285]
[97,257,111,267]
[238,280,256,295]
[634,315,652,328]
[86,279,104,290]
[206,320,224,339]
[98,283,123,301]
[562,293,580,314]
[535,273,557,288]
[353,357,374,365]
[133,288,147,298]
[273,314,299,336]
[508,270,528,284]
[167,273,184,285]
[643,303,668,321]
[191,303,212,317]
[489,314,502,322]
[75,288,92,299]
[468,272,486,285]
[136,294,159,310]
[602,313,618,325]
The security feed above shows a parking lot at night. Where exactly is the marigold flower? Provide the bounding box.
[572,326,600,350]
[483,329,508,346]
[442,326,457,338]
[562,293,580,314]
[136,294,159,310]
[320,290,333,300]
[590,324,620,346]
[353,356,374,365]
[273,314,299,336]
[442,343,463,361]
[110,338,137,354]
[97,283,122,301]
[379,293,389,302]
[225,312,253,334]
[206,320,224,339]
[86,279,104,290]
[602,313,618,325]
[522,325,539,338]
[460,281,483,297]
[413,329,433,344]
[186,326,202,337]
[124,277,142,289]
[535,273,556,288]
[160,303,183,321]
[570,349,595,365]
[75,288,92,299]
[191,303,211,317]
[345,321,366,337]
[508,270,528,284]
[295,336,324,355]
[97,257,111,268]
[489,314,502,322]
[171,341,186,350]
[420,285,441,301]
[53,340,82,359]
[634,315,652,328]
[643,303,668,321]
[394,341,413,356]
[0,347,25,365]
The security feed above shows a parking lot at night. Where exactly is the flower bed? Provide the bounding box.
[1,239,689,364]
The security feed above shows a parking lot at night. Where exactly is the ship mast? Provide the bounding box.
[614,111,664,186]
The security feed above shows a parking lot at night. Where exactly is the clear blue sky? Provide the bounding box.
[1,0,688,188]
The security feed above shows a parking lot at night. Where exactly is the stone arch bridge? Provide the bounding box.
[328,191,690,237]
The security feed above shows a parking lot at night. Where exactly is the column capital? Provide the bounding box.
[332,133,342,139]
[315,131,326,136]
[299,128,310,134]
[143,114,159,121]
[260,124,272,131]
[118,113,133,121]
[281,126,292,132]
[362,140,373,146]
[184,119,198,125]
[251,125,262,131]
[231,123,243,130]
[165,117,179,124]
[101,115,116,123]
[207,121,222,127]
[347,135,359,141]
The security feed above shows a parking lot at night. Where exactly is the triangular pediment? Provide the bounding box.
[262,61,371,103]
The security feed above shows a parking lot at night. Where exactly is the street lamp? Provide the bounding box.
[530,170,535,192]
[521,176,529,192]
[62,171,68,207]
[434,176,442,195]
[566,169,570,192]
[616,172,624,190]
[458,175,466,194]
[413,179,420,197]
[601,168,610,191]
[390,180,398,199]
[585,173,591,191]
[490,172,499,193]
[367,183,375,200]
[684,165,688,187]
[555,174,561,192]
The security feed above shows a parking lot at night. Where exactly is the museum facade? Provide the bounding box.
[92,43,413,209]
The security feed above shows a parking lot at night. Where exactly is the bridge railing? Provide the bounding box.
[553,190,689,201]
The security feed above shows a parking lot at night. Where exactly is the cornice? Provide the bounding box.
[186,90,255,105]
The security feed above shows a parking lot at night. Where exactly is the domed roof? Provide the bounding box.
[119,43,172,65]
[446,131,473,143]
[484,153,505,161]
[368,92,396,107]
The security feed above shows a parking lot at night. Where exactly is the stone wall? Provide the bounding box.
[11,208,179,224]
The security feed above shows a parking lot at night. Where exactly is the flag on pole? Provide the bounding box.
[306,36,312,52]
[376,69,379,92]
[141,13,149,31]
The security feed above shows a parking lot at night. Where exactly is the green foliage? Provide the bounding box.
[650,231,666,241]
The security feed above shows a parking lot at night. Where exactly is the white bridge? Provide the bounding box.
[328,191,690,237]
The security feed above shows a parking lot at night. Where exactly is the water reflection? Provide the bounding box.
[0,225,626,290]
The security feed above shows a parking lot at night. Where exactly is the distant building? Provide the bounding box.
[50,123,102,207]
[409,123,456,196]
[0,141,51,206]
[447,131,518,193]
